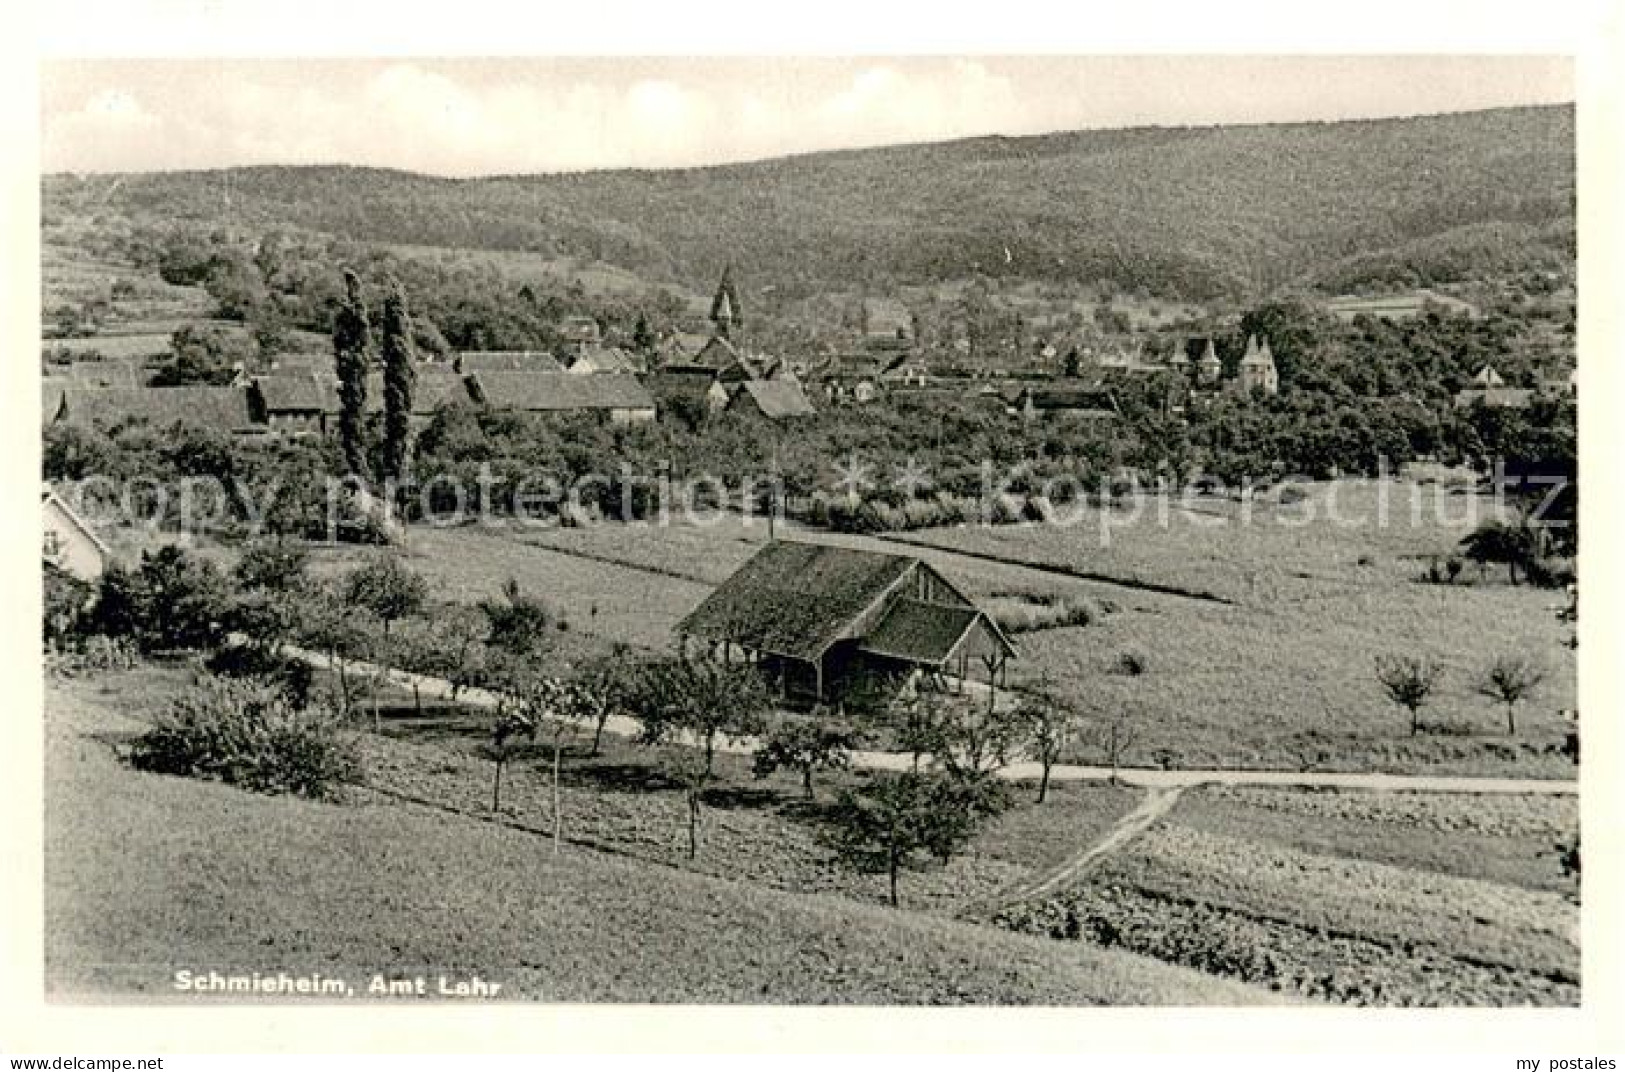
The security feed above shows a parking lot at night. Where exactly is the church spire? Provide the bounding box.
[710,265,742,339]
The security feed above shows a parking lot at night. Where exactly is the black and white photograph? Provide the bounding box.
[7,8,1622,1055]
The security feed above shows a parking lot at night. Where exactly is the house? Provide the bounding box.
[567,345,641,376]
[677,541,1014,704]
[43,484,113,582]
[1237,334,1280,396]
[250,373,341,436]
[365,369,476,422]
[646,364,732,415]
[559,316,603,347]
[54,361,144,389]
[455,351,565,375]
[55,386,262,436]
[468,371,657,423]
[861,297,914,349]
[725,379,816,420]
[1471,365,1507,388]
[1453,386,1533,411]
[1009,385,1120,421]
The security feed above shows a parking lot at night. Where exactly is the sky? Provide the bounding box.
[40,56,1575,178]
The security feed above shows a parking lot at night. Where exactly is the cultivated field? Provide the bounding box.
[996,783,1578,1005]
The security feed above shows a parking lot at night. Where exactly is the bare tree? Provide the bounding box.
[1376,655,1445,736]
[1012,693,1087,802]
[1083,706,1138,783]
[1478,655,1545,736]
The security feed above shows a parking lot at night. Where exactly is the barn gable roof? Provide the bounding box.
[253,373,340,413]
[727,379,816,419]
[59,386,259,434]
[568,346,641,375]
[456,351,565,374]
[678,541,918,661]
[468,371,655,413]
[857,599,990,666]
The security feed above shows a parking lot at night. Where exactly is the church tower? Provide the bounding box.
[709,266,743,340]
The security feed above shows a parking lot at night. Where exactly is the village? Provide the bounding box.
[34,85,1584,1013]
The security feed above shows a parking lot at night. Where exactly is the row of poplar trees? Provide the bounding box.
[333,269,418,482]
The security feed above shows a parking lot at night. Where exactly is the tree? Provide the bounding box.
[826,771,994,908]
[487,704,536,816]
[1478,655,1545,735]
[574,644,632,755]
[380,276,417,483]
[927,690,1020,781]
[628,656,770,779]
[752,712,861,799]
[1376,655,1445,736]
[631,313,656,356]
[233,539,309,594]
[333,269,373,477]
[1012,693,1088,803]
[625,655,770,858]
[342,556,427,731]
[299,586,376,720]
[1460,518,1539,586]
[1082,705,1139,783]
[480,578,554,657]
[343,556,426,638]
[94,546,232,652]
[154,324,256,386]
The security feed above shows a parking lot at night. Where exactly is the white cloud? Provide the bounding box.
[39,58,1573,177]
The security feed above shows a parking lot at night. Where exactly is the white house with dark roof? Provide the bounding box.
[43,484,113,582]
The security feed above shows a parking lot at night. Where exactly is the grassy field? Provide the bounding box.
[45,668,1281,1004]
[891,481,1577,776]
[996,783,1579,1006]
[1324,289,1481,320]
[302,478,1576,778]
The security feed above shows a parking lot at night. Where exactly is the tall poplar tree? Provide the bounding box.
[333,270,373,478]
[380,276,417,483]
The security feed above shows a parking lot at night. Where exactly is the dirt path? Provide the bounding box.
[281,643,1577,797]
[977,786,1187,912]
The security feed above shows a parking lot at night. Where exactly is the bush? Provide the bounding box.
[48,634,140,676]
[129,675,360,800]
[205,643,315,707]
[1114,647,1150,676]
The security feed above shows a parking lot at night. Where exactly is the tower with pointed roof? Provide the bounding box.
[710,266,742,340]
[1196,338,1222,386]
[1238,334,1279,396]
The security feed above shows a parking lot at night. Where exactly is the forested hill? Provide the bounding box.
[43,104,1574,301]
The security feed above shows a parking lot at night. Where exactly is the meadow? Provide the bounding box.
[45,668,1276,1005]
[306,477,1577,777]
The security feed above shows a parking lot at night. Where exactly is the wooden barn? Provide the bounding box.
[676,541,1014,705]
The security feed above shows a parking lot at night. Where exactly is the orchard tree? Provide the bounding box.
[827,771,998,908]
[1012,692,1088,803]
[343,555,427,638]
[380,276,417,483]
[480,578,554,657]
[626,655,770,858]
[1478,655,1545,736]
[333,269,373,477]
[1083,705,1139,783]
[753,712,861,800]
[233,539,309,594]
[1376,655,1445,736]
